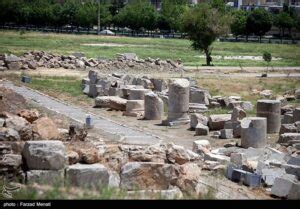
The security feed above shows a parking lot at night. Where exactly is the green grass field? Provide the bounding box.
[0,30,299,67]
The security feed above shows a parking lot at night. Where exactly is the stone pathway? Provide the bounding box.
[0,81,161,145]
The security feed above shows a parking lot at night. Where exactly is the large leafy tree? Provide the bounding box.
[246,8,272,42]
[181,3,231,66]
[114,0,159,31]
[273,12,294,38]
[230,9,248,40]
[160,0,189,31]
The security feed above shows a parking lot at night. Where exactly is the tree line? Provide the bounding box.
[1,0,299,66]
[1,0,299,35]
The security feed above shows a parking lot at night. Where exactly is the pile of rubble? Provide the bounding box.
[0,51,184,73]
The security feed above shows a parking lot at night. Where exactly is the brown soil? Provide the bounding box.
[0,87,28,114]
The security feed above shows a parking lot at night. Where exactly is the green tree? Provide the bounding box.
[274,12,295,38]
[246,8,272,43]
[181,3,231,66]
[230,9,248,40]
[161,0,189,31]
[115,0,159,31]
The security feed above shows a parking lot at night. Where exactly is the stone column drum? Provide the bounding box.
[241,117,267,148]
[144,92,164,120]
[256,100,281,133]
[163,79,190,125]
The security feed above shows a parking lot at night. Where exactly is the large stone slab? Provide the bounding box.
[95,96,127,111]
[271,174,298,198]
[22,141,67,170]
[66,163,111,188]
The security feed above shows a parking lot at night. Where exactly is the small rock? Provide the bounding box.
[195,123,209,136]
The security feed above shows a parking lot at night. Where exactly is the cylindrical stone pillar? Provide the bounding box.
[256,99,281,133]
[144,92,164,120]
[164,79,190,125]
[129,89,150,100]
[241,117,267,148]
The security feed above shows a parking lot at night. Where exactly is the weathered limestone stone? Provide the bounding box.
[189,103,208,113]
[144,92,164,120]
[163,79,190,126]
[256,100,281,133]
[204,152,230,163]
[166,143,199,165]
[0,154,22,168]
[150,78,167,92]
[294,108,300,122]
[123,100,144,117]
[260,168,286,186]
[241,117,267,148]
[189,113,208,129]
[5,115,32,141]
[195,123,209,136]
[224,121,241,138]
[95,96,127,111]
[88,70,99,84]
[271,174,298,198]
[32,117,59,140]
[67,151,80,165]
[128,89,150,100]
[231,107,246,121]
[120,162,175,190]
[220,129,233,139]
[189,88,210,105]
[0,127,20,141]
[287,181,300,200]
[83,84,89,95]
[22,141,67,170]
[208,114,231,130]
[88,84,98,98]
[94,96,111,108]
[192,140,211,154]
[66,163,110,188]
[128,142,166,163]
[280,124,297,134]
[121,85,144,99]
[282,113,294,124]
[173,163,202,196]
[96,79,111,96]
[278,133,300,144]
[26,170,64,185]
[108,87,123,97]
